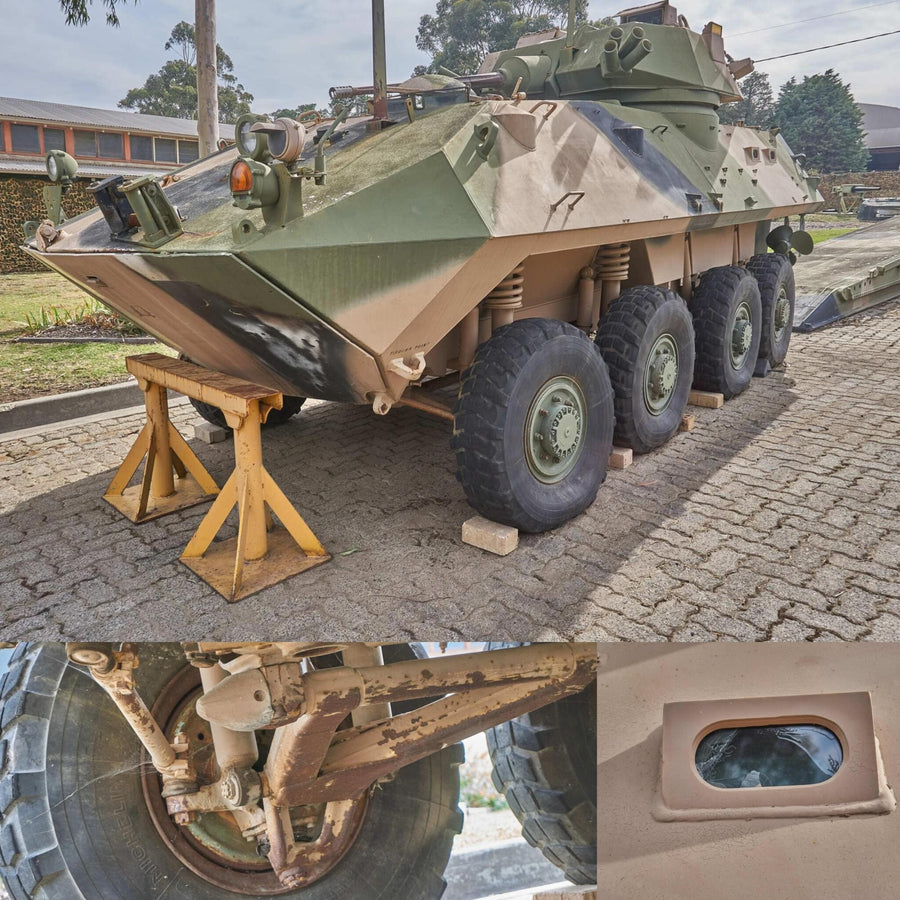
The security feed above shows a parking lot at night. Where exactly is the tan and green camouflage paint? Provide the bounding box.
[26,18,822,404]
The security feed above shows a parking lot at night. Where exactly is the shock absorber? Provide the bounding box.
[594,243,631,324]
[485,263,525,332]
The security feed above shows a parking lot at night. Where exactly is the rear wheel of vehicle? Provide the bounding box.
[189,395,307,431]
[747,253,795,369]
[177,354,306,430]
[595,285,695,454]
[485,643,597,884]
[690,265,762,399]
[0,643,462,900]
[452,318,615,533]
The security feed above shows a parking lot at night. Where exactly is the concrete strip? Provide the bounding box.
[0,382,191,435]
[0,396,191,444]
[444,839,567,900]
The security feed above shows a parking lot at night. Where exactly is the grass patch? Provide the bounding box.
[0,271,173,403]
[811,228,856,244]
[0,272,92,338]
[803,213,859,229]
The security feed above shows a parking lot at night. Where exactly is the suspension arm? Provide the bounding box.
[196,643,591,731]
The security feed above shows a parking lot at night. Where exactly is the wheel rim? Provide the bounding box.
[142,664,367,895]
[730,301,754,369]
[525,376,587,484]
[642,333,679,416]
[773,287,791,343]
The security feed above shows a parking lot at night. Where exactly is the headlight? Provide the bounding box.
[46,150,78,184]
[235,113,269,161]
[250,118,308,163]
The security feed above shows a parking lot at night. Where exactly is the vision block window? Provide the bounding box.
[98,132,124,159]
[10,123,40,153]
[74,130,97,157]
[44,128,66,152]
[178,140,199,163]
[131,135,153,161]
[696,724,843,788]
[155,138,177,163]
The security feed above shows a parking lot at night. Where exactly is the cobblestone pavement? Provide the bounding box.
[1,299,899,642]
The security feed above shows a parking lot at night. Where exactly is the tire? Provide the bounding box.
[0,644,462,900]
[451,318,615,533]
[595,286,695,454]
[189,395,307,431]
[485,643,597,884]
[177,355,306,430]
[690,265,762,399]
[746,253,795,368]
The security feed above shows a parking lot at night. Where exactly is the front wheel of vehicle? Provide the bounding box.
[0,643,463,900]
[451,318,615,533]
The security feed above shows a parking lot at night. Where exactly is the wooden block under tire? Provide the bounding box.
[680,413,696,432]
[609,447,633,469]
[462,516,519,556]
[688,390,724,409]
[533,887,598,900]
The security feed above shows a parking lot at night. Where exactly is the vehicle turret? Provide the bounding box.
[470,2,750,149]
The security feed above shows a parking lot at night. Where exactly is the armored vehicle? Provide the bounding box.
[23,1,821,532]
[0,641,597,899]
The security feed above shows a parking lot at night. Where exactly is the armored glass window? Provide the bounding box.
[696,725,843,788]
[98,132,124,159]
[10,124,40,153]
[74,130,97,157]
[178,141,199,163]
[155,138,177,163]
[131,135,153,161]
[44,128,66,152]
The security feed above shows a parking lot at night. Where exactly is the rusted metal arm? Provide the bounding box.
[264,648,596,806]
[263,795,368,889]
[197,644,591,731]
[67,643,195,788]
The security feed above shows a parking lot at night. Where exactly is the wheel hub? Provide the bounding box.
[730,302,754,369]
[643,333,679,415]
[142,664,366,895]
[774,288,790,340]
[526,377,587,483]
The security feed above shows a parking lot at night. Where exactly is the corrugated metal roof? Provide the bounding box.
[0,156,167,178]
[0,96,226,137]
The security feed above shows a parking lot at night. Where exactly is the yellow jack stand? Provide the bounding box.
[104,359,220,523]
[108,354,331,602]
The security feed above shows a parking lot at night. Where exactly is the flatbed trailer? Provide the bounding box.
[795,215,900,331]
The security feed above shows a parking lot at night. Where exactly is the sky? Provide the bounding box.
[1,0,898,117]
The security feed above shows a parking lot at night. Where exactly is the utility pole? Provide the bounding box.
[195,0,219,156]
[371,0,388,126]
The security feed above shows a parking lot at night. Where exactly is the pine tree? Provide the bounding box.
[772,69,869,173]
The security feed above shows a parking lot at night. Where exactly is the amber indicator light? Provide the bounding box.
[230,161,254,194]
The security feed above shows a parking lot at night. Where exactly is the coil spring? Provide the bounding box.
[595,243,630,281]
[485,264,525,311]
